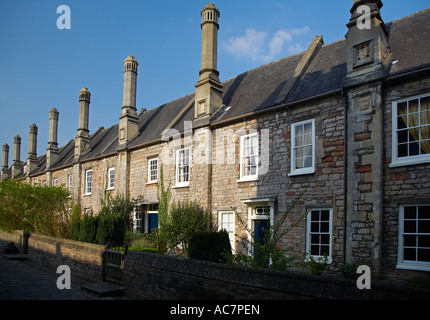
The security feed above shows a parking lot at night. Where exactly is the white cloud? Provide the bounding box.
[223,26,310,63]
[288,43,305,55]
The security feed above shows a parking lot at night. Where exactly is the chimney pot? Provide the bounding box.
[75,88,91,158]
[119,56,139,145]
[1,143,9,180]
[194,3,223,122]
[47,108,59,168]
[27,123,38,174]
[12,135,22,177]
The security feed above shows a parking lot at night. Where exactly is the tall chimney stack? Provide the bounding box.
[194,3,223,125]
[1,144,9,180]
[27,123,38,174]
[12,135,22,177]
[75,88,91,158]
[46,108,59,169]
[118,55,139,145]
[344,0,390,86]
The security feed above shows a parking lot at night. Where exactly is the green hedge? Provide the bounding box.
[189,230,231,263]
[71,212,125,246]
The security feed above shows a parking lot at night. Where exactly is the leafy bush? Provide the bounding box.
[127,246,162,254]
[0,179,71,237]
[96,212,125,246]
[189,230,231,263]
[71,219,81,241]
[160,199,209,255]
[338,263,360,279]
[304,255,328,275]
[78,213,98,244]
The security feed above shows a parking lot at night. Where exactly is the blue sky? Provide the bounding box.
[0,0,429,162]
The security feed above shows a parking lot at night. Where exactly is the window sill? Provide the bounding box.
[106,187,114,191]
[288,169,315,177]
[238,177,259,183]
[146,181,158,185]
[172,183,189,189]
[396,262,430,272]
[84,193,92,196]
[389,157,430,168]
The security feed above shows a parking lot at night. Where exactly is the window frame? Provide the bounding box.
[390,93,430,168]
[289,119,316,176]
[85,169,92,195]
[175,147,190,187]
[306,208,333,263]
[147,158,158,184]
[239,132,259,182]
[68,174,73,192]
[397,204,430,272]
[218,211,236,252]
[107,167,115,190]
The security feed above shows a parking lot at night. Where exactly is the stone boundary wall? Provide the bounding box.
[124,251,430,300]
[0,230,105,282]
[0,230,24,253]
[27,233,106,282]
[2,231,430,300]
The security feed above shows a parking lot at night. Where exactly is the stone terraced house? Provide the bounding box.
[1,1,429,282]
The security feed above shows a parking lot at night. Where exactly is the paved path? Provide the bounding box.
[0,255,129,300]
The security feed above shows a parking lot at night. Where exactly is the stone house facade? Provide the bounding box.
[1,1,429,282]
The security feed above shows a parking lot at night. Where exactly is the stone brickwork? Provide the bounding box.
[345,83,385,274]
[26,232,105,282]
[382,77,430,281]
[123,250,430,300]
[209,96,345,267]
[5,3,430,284]
[79,156,119,214]
[0,231,105,282]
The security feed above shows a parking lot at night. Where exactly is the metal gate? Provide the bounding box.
[105,245,126,284]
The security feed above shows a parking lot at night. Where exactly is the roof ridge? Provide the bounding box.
[387,7,430,25]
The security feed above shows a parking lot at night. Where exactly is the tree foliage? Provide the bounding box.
[189,230,231,263]
[71,192,138,246]
[0,179,71,237]
[161,200,209,256]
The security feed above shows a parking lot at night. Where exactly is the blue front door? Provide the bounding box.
[148,214,158,234]
[254,219,269,253]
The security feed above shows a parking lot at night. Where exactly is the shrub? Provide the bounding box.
[338,263,361,279]
[189,230,231,263]
[96,212,125,246]
[78,213,98,244]
[161,199,209,255]
[305,255,328,275]
[71,219,81,241]
[0,179,71,237]
[128,247,162,254]
[71,204,80,223]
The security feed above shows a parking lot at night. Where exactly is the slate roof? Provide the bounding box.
[25,8,430,175]
[387,8,430,77]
